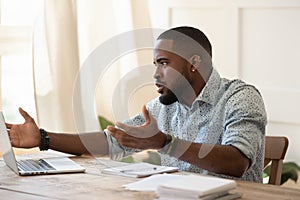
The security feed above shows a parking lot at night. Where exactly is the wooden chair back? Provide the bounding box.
[264,136,289,185]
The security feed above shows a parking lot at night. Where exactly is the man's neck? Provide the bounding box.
[180,67,212,107]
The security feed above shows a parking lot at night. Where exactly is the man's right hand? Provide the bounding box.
[5,107,40,148]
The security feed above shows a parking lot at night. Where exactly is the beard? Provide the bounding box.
[158,88,178,105]
[158,75,194,106]
[157,65,194,106]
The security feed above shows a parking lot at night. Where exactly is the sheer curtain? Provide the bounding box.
[33,0,153,132]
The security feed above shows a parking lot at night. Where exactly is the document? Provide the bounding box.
[102,162,179,178]
[156,174,238,200]
[123,174,183,191]
[124,173,241,199]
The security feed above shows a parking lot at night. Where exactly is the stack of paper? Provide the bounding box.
[156,174,239,200]
[102,162,179,178]
[123,174,183,191]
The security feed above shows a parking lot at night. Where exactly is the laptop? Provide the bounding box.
[0,111,86,175]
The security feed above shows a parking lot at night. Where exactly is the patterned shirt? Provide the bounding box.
[104,68,267,182]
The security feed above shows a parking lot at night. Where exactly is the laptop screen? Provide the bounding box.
[0,111,20,173]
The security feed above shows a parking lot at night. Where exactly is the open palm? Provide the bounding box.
[6,108,40,148]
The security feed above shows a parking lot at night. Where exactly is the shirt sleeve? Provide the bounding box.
[222,85,267,168]
[104,112,146,160]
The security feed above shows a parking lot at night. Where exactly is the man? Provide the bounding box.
[6,26,267,182]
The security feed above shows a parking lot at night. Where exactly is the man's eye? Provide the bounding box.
[154,61,169,68]
[158,62,168,67]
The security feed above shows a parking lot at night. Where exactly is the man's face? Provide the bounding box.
[153,39,192,105]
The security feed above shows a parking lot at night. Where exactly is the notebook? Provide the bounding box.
[102,162,179,178]
[0,111,86,176]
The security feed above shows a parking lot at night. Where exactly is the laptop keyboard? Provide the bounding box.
[17,159,56,172]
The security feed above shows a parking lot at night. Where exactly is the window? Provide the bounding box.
[0,0,43,122]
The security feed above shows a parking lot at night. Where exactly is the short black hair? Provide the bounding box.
[157,26,212,66]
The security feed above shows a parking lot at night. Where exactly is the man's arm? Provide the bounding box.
[107,124,249,177]
[166,139,250,177]
[47,131,109,156]
[6,107,109,156]
[107,105,250,178]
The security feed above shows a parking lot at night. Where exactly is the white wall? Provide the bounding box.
[148,0,300,164]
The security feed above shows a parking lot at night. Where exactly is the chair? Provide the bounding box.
[264,136,289,185]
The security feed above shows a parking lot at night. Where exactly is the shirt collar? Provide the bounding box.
[194,68,221,106]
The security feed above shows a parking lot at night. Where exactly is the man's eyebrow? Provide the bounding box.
[153,58,169,64]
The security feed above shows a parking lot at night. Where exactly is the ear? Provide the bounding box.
[190,55,202,72]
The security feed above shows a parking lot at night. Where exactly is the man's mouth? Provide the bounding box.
[155,83,165,94]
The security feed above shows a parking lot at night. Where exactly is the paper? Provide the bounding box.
[156,174,237,200]
[101,162,179,178]
[124,173,241,200]
[123,174,184,191]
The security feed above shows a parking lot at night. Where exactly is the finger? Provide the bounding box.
[5,123,13,129]
[115,122,130,132]
[18,107,34,123]
[107,125,125,135]
[141,105,150,125]
[106,126,116,138]
[114,122,141,138]
[106,125,116,133]
[107,126,124,140]
[10,138,20,148]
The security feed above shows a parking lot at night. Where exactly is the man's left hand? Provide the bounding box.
[107,105,166,150]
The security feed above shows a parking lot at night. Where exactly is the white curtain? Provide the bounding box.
[33,0,154,132]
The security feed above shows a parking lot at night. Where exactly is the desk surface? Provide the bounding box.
[1,152,300,200]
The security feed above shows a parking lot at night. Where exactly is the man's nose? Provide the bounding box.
[153,66,162,80]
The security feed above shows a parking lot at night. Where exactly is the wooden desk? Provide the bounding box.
[1,153,300,199]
